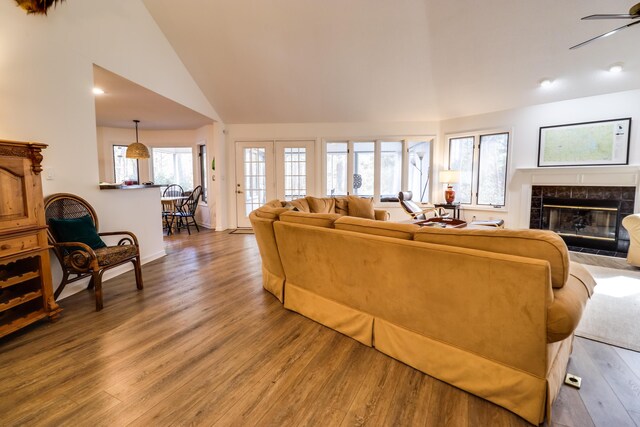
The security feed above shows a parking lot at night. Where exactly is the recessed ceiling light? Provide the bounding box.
[608,63,623,73]
[539,78,553,88]
[92,87,105,95]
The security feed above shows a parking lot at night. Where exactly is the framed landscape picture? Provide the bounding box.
[538,118,631,167]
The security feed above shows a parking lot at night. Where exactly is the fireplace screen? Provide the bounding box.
[541,197,620,249]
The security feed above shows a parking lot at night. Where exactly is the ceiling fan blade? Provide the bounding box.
[570,19,640,49]
[582,14,639,20]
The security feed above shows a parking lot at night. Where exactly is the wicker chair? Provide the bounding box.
[44,193,143,311]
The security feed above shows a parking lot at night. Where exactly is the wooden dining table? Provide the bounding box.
[161,196,188,235]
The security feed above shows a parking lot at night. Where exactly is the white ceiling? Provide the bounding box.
[139,0,640,124]
[93,65,213,130]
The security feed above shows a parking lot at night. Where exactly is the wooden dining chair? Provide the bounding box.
[168,185,202,235]
[44,193,144,311]
[162,184,184,232]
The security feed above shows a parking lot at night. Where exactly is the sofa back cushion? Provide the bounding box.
[279,211,342,228]
[289,198,311,213]
[253,205,290,220]
[335,197,349,215]
[334,216,419,240]
[346,196,375,219]
[306,196,336,214]
[414,227,569,288]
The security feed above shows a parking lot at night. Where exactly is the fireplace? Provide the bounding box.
[530,185,635,256]
[541,197,619,251]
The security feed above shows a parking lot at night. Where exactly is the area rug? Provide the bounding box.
[575,264,640,352]
[229,229,254,235]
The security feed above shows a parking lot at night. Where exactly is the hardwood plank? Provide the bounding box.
[550,374,595,427]
[566,338,635,427]
[424,379,468,427]
[468,392,530,427]
[614,346,640,382]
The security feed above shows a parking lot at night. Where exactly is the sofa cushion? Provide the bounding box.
[279,211,342,228]
[253,205,290,220]
[335,197,349,215]
[264,199,284,208]
[306,196,336,214]
[414,227,569,288]
[289,198,311,213]
[347,196,375,219]
[334,216,419,240]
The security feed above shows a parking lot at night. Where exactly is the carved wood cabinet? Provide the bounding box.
[0,140,61,338]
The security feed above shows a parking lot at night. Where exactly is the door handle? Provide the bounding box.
[237,190,244,194]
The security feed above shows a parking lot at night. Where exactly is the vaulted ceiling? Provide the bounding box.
[142,0,640,124]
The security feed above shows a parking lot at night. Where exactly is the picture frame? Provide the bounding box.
[538,118,631,167]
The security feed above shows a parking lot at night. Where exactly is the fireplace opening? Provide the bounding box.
[541,197,620,251]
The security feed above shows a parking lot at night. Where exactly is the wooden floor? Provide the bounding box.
[1,229,639,426]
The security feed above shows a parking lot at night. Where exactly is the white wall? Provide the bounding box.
[0,0,223,298]
[225,121,440,226]
[439,89,640,227]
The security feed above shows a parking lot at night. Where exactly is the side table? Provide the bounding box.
[434,203,462,220]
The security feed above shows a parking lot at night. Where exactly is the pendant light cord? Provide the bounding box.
[134,119,140,143]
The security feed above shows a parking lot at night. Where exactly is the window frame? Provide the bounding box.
[446,130,510,208]
[112,144,139,184]
[322,137,435,205]
[150,146,195,190]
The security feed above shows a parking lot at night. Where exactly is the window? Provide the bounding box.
[324,138,433,203]
[407,141,431,203]
[198,144,207,203]
[113,145,139,184]
[448,131,509,206]
[284,147,307,200]
[380,142,403,201]
[326,142,348,197]
[353,142,374,197]
[152,147,194,190]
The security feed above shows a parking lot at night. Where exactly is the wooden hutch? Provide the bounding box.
[0,140,61,338]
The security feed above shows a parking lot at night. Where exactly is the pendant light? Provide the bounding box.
[125,119,150,159]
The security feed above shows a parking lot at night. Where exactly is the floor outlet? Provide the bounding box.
[564,373,582,389]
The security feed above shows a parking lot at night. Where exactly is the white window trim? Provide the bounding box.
[445,128,511,210]
[321,136,436,205]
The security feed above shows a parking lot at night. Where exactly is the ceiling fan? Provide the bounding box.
[570,2,640,49]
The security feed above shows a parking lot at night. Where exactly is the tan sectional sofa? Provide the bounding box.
[250,202,596,425]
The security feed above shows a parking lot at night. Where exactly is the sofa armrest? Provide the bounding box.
[374,209,389,221]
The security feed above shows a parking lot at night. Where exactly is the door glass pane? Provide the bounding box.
[353,142,374,197]
[477,133,508,206]
[152,147,194,190]
[244,147,266,216]
[284,147,306,201]
[380,142,403,201]
[408,141,431,203]
[326,142,348,196]
[113,145,139,184]
[448,137,474,204]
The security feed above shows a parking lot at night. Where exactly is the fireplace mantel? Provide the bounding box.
[515,165,640,186]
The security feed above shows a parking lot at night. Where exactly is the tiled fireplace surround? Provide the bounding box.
[529,185,635,257]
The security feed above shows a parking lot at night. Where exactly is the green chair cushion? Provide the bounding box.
[48,215,107,251]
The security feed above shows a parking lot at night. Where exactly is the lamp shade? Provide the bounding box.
[125,119,150,159]
[439,170,460,184]
[126,142,150,159]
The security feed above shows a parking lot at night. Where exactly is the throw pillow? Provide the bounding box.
[334,197,349,215]
[347,196,375,219]
[306,196,336,214]
[289,198,310,213]
[48,215,107,251]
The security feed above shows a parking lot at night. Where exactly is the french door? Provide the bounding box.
[235,140,314,228]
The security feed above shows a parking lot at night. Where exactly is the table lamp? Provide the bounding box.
[439,170,460,204]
